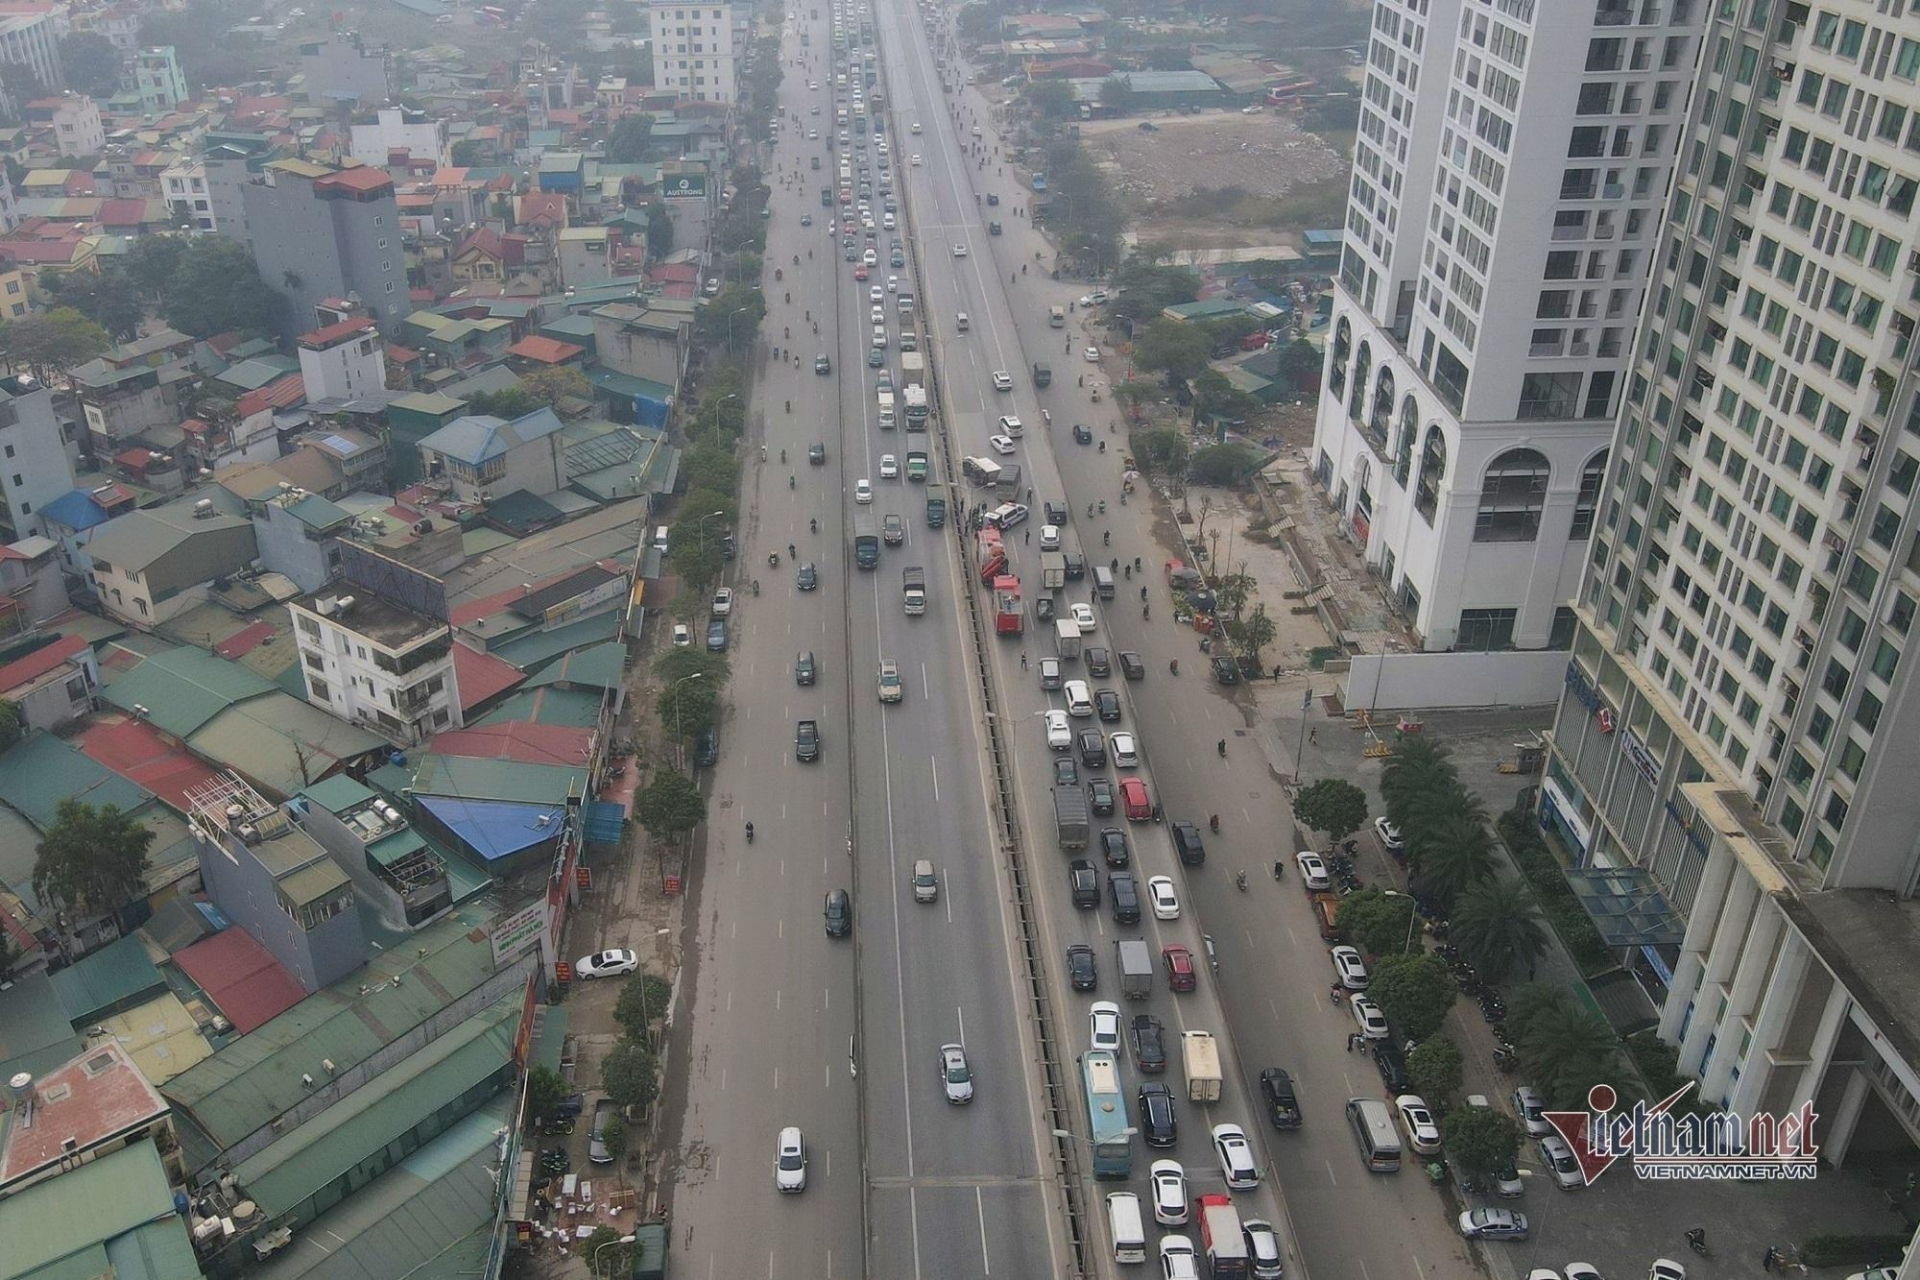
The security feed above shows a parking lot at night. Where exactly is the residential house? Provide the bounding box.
[0,632,99,732]
[68,329,196,458]
[0,373,75,540]
[416,407,567,504]
[590,300,690,390]
[243,159,409,337]
[38,480,137,584]
[289,559,461,743]
[133,46,188,116]
[449,225,525,287]
[294,32,394,106]
[296,315,385,401]
[0,534,65,634]
[25,92,102,157]
[248,485,349,594]
[84,494,258,626]
[349,106,448,169]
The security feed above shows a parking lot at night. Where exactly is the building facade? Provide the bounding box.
[348,107,448,169]
[1548,0,1920,1167]
[289,587,462,744]
[295,32,394,106]
[1312,0,1703,651]
[0,11,62,107]
[297,315,386,400]
[0,375,75,541]
[648,0,739,102]
[28,92,103,158]
[243,159,410,337]
[133,46,187,116]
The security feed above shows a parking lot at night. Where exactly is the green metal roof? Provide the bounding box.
[0,1140,193,1280]
[0,732,152,830]
[365,827,431,871]
[526,1003,567,1075]
[470,686,604,728]
[99,646,277,739]
[232,995,517,1214]
[490,610,621,670]
[522,641,624,692]
[48,932,165,1024]
[101,1216,205,1280]
[299,774,376,815]
[408,753,584,805]
[0,803,45,914]
[186,698,386,800]
[0,971,84,1086]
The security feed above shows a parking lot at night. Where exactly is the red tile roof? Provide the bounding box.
[213,618,277,659]
[236,372,305,418]
[297,315,375,350]
[648,262,700,283]
[313,165,393,196]
[429,720,592,765]
[451,642,524,712]
[0,632,87,694]
[385,344,422,365]
[0,1042,167,1187]
[507,335,584,364]
[96,197,150,226]
[75,714,221,812]
[174,927,307,1033]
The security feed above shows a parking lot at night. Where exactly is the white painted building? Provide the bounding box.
[1311,0,1701,651]
[289,587,461,745]
[297,315,386,401]
[0,375,72,542]
[649,0,738,102]
[1547,1,1920,1169]
[35,91,103,158]
[349,107,449,169]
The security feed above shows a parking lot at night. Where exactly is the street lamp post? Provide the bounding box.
[708,391,738,438]
[667,671,705,757]
[696,508,726,555]
[1383,889,1422,954]
[592,1234,637,1277]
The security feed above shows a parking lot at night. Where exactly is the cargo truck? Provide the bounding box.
[925,493,947,527]
[876,388,896,428]
[1196,1194,1250,1280]
[903,566,926,615]
[1115,939,1153,999]
[903,384,929,423]
[1049,304,1066,327]
[853,511,880,569]
[1052,785,1090,850]
[1182,1031,1222,1103]
[1040,552,1066,591]
[962,455,1002,486]
[906,446,927,481]
[1054,617,1082,660]
[900,351,926,387]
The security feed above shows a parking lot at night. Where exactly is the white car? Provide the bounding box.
[1090,1001,1122,1052]
[1045,709,1072,750]
[1160,1236,1199,1280]
[911,121,922,133]
[912,154,923,165]
[807,128,820,139]
[1079,290,1109,306]
[1085,346,1101,362]
[863,248,878,266]
[1039,524,1061,550]
[1149,1159,1187,1226]
[938,1042,974,1103]
[880,454,898,478]
[997,414,1023,434]
[1295,850,1330,889]
[1375,815,1406,852]
[1396,1095,1443,1154]
[1330,944,1370,990]
[1109,732,1138,766]
[950,240,964,255]
[1063,679,1092,716]
[1212,1124,1260,1190]
[711,587,734,616]
[870,305,885,325]
[1070,602,1097,632]
[883,213,895,229]
[989,434,1017,455]
[870,285,884,302]
[575,948,639,979]
[774,1126,807,1192]
[855,479,874,503]
[991,370,1013,390]
[1646,1265,1687,1280]
[1538,1134,1584,1189]
[1244,1220,1284,1279]
[1147,875,1179,920]
[672,623,692,647]
[1351,994,1390,1040]
[888,274,900,292]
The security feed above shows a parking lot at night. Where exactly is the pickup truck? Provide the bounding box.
[903,566,927,615]
[906,447,927,482]
[796,719,821,762]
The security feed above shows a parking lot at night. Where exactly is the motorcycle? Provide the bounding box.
[769,551,781,568]
[1235,870,1247,892]
[751,579,761,596]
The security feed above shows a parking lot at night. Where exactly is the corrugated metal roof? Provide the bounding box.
[0,1142,191,1280]
[0,971,83,1085]
[471,686,604,728]
[0,732,152,830]
[409,753,583,805]
[522,641,624,692]
[299,774,376,815]
[47,932,165,1024]
[172,927,307,1037]
[184,697,385,800]
[92,991,214,1085]
[490,609,621,670]
[98,645,276,739]
[0,801,46,914]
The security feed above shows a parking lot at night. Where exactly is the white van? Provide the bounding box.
[1106,1191,1146,1264]
[652,525,670,554]
[1346,1097,1402,1172]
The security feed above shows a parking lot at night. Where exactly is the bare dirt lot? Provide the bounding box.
[1080,109,1347,203]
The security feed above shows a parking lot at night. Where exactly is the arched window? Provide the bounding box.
[1393,397,1418,485]
[1414,427,1448,524]
[1569,449,1608,539]
[1328,317,1352,401]
[1348,341,1372,423]
[1354,455,1375,517]
[1366,366,1395,451]
[1474,447,1551,542]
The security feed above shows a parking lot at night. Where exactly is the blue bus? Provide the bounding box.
[1081,1051,1132,1180]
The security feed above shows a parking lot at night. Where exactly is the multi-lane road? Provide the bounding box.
[665,2,1480,1278]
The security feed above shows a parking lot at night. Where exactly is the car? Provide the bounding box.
[796,650,817,685]
[1088,780,1117,819]
[1109,731,1138,766]
[1139,1082,1178,1147]
[868,347,885,367]
[938,1043,974,1103]
[1375,815,1406,853]
[711,586,734,616]
[950,239,964,254]
[1073,422,1094,444]
[809,442,828,464]
[997,414,1023,435]
[1170,820,1206,866]
[1039,657,1062,689]
[1039,523,1061,550]
[1296,850,1330,889]
[1094,688,1122,721]
[1213,1124,1260,1190]
[1351,994,1390,1040]
[1086,646,1111,676]
[1077,728,1108,767]
[822,885,853,935]
[992,370,1013,390]
[1372,1041,1411,1091]
[1331,945,1370,990]
[1259,1067,1302,1129]
[706,617,730,651]
[891,248,905,266]
[1067,858,1100,907]
[883,513,905,544]
[1147,875,1179,920]
[1024,701,1069,748]
[1160,1235,1199,1280]
[909,858,939,902]
[694,724,719,766]
[1539,1134,1584,1189]
[816,353,833,373]
[855,479,874,503]
[869,284,883,303]
[1066,942,1097,990]
[1085,346,1101,362]
[1109,872,1140,923]
[1080,290,1109,306]
[1841,1271,1899,1280]
[1089,1001,1122,1052]
[854,265,869,280]
[1647,1266,1687,1280]
[1119,650,1146,680]
[1457,1208,1529,1241]
[672,622,692,647]
[775,1126,808,1192]
[887,274,899,292]
[864,248,878,265]
[1063,678,1094,716]
[1211,654,1240,684]
[1514,1086,1552,1135]
[1053,756,1079,787]
[989,434,1017,455]
[1396,1095,1443,1154]
[795,719,821,762]
[1120,776,1152,821]
[987,501,1029,528]
[1163,943,1196,991]
[877,659,903,702]
[879,453,898,479]
[1070,602,1097,632]
[1098,824,1128,865]
[1243,1220,1284,1279]
[800,213,814,226]
[575,948,639,979]
[797,562,819,591]
[913,153,923,165]
[1149,1159,1187,1224]
[1062,552,1087,580]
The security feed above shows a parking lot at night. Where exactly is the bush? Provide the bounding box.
[1495,809,1613,973]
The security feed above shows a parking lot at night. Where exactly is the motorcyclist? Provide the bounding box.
[745,821,755,842]
[810,517,819,533]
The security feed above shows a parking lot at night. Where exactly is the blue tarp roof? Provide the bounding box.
[415,796,566,862]
[582,800,625,844]
[41,488,117,531]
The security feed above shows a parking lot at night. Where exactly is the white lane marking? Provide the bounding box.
[957,1005,966,1047]
[930,755,940,802]
[976,1185,991,1275]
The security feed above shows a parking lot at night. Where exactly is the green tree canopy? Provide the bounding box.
[655,675,720,740]
[48,269,144,341]
[1186,441,1260,485]
[1132,319,1210,382]
[0,698,19,753]
[1222,604,1277,665]
[1,308,109,384]
[1028,80,1073,119]
[1409,810,1495,910]
[1449,876,1548,984]
[600,1038,660,1109]
[1294,777,1369,842]
[1366,952,1455,1041]
[122,236,186,299]
[58,33,122,96]
[1440,1104,1521,1181]
[1407,1036,1463,1104]
[695,286,766,358]
[33,799,155,919]
[598,1111,628,1162]
[525,1063,566,1120]
[1335,886,1417,958]
[606,114,656,163]
[614,970,675,1042]
[647,201,675,260]
[465,386,545,419]
[633,768,707,836]
[161,237,274,337]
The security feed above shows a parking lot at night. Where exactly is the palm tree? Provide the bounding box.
[1411,812,1495,909]
[1381,738,1456,825]
[1450,877,1548,983]
[1503,983,1575,1045]
[1519,1000,1623,1110]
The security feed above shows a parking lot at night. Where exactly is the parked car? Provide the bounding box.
[1457,1208,1529,1241]
[575,949,638,979]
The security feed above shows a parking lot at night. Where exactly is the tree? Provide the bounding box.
[1270,338,1323,399]
[695,286,766,357]
[1440,1104,1521,1182]
[653,647,729,687]
[633,769,707,841]
[1407,1036,1463,1104]
[600,1038,660,1109]
[0,698,19,753]
[1516,995,1623,1111]
[1294,778,1368,843]
[1366,952,1455,1041]
[598,1111,628,1162]
[51,269,144,341]
[680,439,738,496]
[450,139,485,166]
[1381,737,1457,828]
[1410,812,1495,909]
[58,33,122,97]
[162,237,274,337]
[1192,371,1262,430]
[465,386,545,419]
[614,970,675,1042]
[525,1063,566,1120]
[1186,442,1260,485]
[521,365,591,409]
[606,114,656,163]
[1130,426,1190,479]
[646,201,675,260]
[1027,80,1073,119]
[33,799,155,919]
[582,1226,636,1273]
[1132,319,1210,382]
[1213,571,1255,621]
[1335,887,1417,958]
[655,669,720,738]
[1223,604,1277,667]
[1449,877,1548,984]
[2,308,108,384]
[1097,76,1135,112]
[122,236,186,300]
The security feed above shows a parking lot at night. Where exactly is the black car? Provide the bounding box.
[1034,595,1056,623]
[1044,500,1069,525]
[824,888,852,937]
[1073,422,1093,444]
[1068,859,1099,908]
[694,725,719,767]
[883,513,905,544]
[796,650,816,685]
[1171,821,1206,866]
[1066,943,1097,991]
[706,618,730,651]
[1118,651,1145,681]
[1212,653,1240,684]
[798,562,819,591]
[1053,756,1079,787]
[815,354,833,374]
[1087,777,1115,815]
[1086,646,1111,677]
[1077,729,1107,768]
[796,719,821,762]
[1260,1068,1302,1129]
[1130,1014,1166,1072]
[868,347,885,367]
[1099,826,1129,867]
[1095,688,1122,721]
[1372,1042,1411,1092]
[1138,1081,1178,1147]
[720,532,737,560]
[1109,871,1140,924]
[1061,552,1086,581]
[809,442,828,464]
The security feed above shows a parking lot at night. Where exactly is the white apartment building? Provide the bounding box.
[349,106,450,169]
[290,587,462,745]
[297,315,387,401]
[37,91,102,158]
[0,11,62,104]
[649,0,738,102]
[1312,0,1703,651]
[0,374,75,541]
[1549,0,1920,1167]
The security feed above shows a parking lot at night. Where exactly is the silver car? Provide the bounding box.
[939,1043,974,1103]
[774,1126,807,1192]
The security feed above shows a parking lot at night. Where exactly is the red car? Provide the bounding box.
[1119,776,1152,822]
[854,265,869,280]
[1163,944,1196,992]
